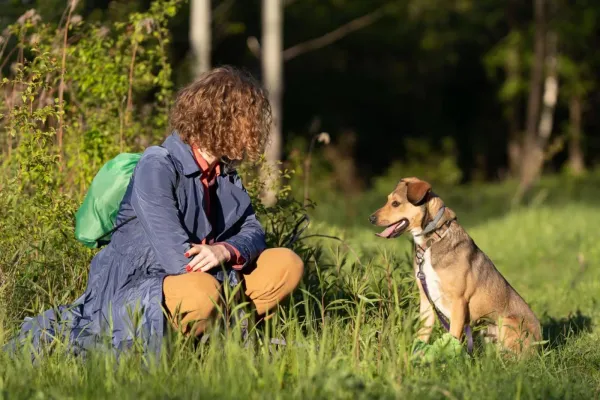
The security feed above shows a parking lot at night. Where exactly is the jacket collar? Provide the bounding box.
[162,131,238,177]
[191,145,221,179]
[161,132,202,176]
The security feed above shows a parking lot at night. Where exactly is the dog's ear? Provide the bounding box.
[405,179,432,205]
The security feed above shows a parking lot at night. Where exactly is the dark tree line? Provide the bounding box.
[3,0,600,194]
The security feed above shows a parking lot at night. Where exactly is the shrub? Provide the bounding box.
[0,0,183,329]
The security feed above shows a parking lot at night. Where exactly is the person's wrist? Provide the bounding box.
[216,244,231,262]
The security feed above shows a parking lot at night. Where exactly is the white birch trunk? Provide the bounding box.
[261,0,283,206]
[537,30,558,142]
[190,0,211,78]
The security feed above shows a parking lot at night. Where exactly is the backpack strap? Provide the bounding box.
[93,146,181,245]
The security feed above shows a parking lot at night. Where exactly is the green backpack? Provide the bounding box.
[75,150,311,250]
[75,153,142,248]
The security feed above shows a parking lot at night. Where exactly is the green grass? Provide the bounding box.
[2,175,600,399]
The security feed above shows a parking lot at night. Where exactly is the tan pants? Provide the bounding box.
[163,248,304,335]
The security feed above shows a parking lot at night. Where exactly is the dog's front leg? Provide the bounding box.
[416,280,436,343]
[449,298,468,340]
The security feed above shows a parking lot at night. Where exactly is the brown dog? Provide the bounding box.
[369,177,541,354]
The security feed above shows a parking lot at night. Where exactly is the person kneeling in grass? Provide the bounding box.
[12,66,304,354]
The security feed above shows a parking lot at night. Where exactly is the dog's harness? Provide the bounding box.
[414,206,474,354]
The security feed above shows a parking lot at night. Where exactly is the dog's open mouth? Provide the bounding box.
[375,218,409,239]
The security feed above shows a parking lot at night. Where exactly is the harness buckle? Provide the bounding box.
[417,271,426,280]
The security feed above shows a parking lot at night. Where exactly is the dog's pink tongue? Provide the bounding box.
[375,224,398,238]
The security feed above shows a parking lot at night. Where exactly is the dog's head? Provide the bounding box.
[369,177,433,238]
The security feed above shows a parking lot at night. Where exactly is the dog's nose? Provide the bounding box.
[369,215,377,224]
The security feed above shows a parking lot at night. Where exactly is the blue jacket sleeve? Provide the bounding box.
[222,174,267,269]
[130,152,190,275]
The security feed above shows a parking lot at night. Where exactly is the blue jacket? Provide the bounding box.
[12,132,266,354]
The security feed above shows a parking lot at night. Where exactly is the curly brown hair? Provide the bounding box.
[169,66,272,161]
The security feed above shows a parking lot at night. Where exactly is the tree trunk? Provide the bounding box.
[505,1,522,177]
[515,0,549,203]
[537,31,558,143]
[568,95,585,175]
[190,0,211,78]
[506,36,522,177]
[507,117,521,177]
[524,0,546,145]
[260,0,283,206]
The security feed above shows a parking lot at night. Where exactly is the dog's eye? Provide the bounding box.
[391,201,400,207]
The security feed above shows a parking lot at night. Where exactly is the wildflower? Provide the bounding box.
[140,18,154,34]
[317,132,330,145]
[29,34,40,45]
[96,26,110,38]
[17,9,41,26]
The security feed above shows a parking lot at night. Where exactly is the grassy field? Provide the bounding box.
[1,175,600,399]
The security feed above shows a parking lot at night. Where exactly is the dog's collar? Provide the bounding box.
[416,206,446,237]
[414,210,455,263]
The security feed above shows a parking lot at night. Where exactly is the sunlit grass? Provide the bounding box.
[2,177,600,399]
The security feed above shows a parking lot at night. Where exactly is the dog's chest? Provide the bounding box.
[418,249,451,318]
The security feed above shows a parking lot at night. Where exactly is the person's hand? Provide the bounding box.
[185,244,231,273]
